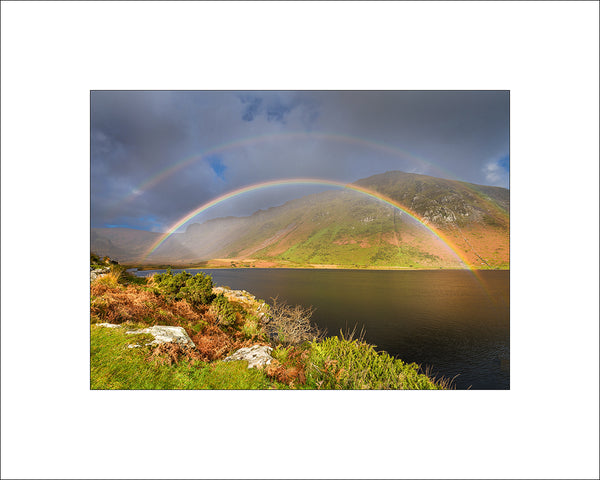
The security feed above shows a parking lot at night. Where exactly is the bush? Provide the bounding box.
[153,269,215,306]
[210,293,238,327]
[265,297,324,345]
[240,315,265,341]
[90,252,103,269]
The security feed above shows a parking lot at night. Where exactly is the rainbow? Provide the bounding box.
[142,178,474,268]
[124,131,453,203]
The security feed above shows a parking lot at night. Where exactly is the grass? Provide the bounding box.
[275,227,446,268]
[91,325,281,389]
[305,335,447,389]
[91,323,451,390]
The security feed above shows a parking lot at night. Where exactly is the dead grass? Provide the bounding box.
[265,346,309,386]
[265,361,305,386]
[147,343,206,366]
[190,319,264,362]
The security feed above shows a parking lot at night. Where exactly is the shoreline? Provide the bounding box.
[130,264,509,272]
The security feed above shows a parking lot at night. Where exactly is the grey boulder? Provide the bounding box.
[126,325,196,348]
[223,345,273,369]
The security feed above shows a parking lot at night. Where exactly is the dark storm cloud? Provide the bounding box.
[91,90,509,232]
[240,95,263,122]
[239,92,320,126]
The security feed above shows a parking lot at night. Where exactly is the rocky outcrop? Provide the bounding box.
[212,287,270,321]
[96,323,121,328]
[125,326,196,348]
[90,266,110,281]
[223,345,273,369]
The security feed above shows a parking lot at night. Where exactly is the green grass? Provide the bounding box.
[277,237,441,268]
[91,325,282,389]
[91,324,450,390]
[305,336,448,389]
[240,315,267,341]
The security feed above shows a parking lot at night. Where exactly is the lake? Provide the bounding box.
[133,268,510,389]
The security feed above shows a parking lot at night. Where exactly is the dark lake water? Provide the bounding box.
[133,268,509,389]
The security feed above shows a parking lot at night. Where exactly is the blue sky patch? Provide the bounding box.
[208,155,227,180]
[498,154,510,172]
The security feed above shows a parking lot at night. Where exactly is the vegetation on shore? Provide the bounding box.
[91,254,451,390]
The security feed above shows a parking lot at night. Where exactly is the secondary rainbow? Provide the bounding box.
[142,178,474,268]
[125,131,451,203]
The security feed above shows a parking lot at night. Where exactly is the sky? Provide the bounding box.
[91,90,509,232]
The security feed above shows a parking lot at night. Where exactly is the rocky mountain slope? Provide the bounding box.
[91,171,509,268]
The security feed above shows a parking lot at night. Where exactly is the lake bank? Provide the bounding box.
[91,261,449,390]
[131,268,510,389]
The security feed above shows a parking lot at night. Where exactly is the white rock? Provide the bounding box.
[90,267,111,281]
[223,345,273,369]
[96,323,121,328]
[126,326,196,348]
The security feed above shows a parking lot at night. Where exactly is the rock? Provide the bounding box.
[96,323,121,328]
[212,286,267,320]
[125,326,196,348]
[90,267,110,281]
[127,344,141,348]
[223,345,273,369]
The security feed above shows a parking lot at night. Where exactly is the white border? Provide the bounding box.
[1,2,598,479]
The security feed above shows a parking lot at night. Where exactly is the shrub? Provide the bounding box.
[240,315,265,341]
[90,252,104,269]
[153,269,215,306]
[265,297,324,345]
[210,293,238,327]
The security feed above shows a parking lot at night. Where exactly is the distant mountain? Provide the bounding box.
[91,171,509,269]
[90,228,164,263]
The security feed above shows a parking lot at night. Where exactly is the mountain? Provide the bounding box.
[90,228,164,262]
[91,171,509,269]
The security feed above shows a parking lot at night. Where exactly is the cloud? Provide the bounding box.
[483,154,510,187]
[240,95,263,121]
[497,154,510,172]
[237,92,320,127]
[266,103,291,123]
